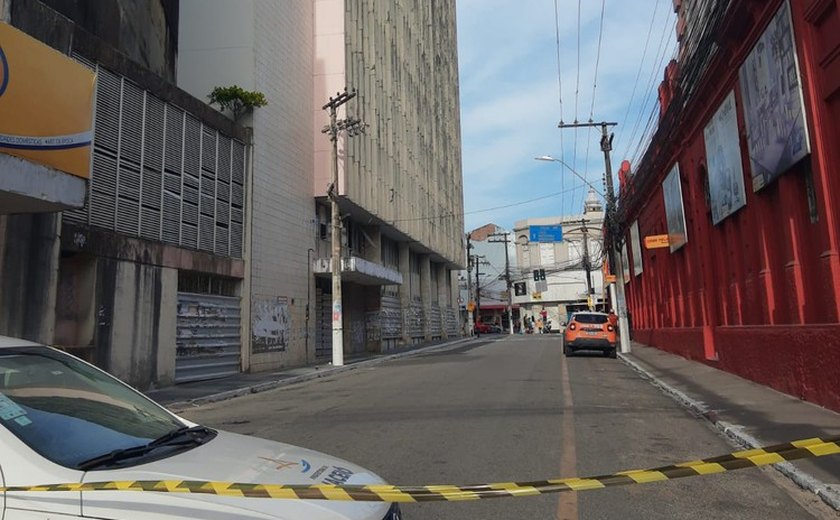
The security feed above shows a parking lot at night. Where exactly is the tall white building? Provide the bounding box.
[177,0,465,373]
[512,190,606,328]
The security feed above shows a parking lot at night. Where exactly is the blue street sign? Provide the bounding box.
[529,225,564,243]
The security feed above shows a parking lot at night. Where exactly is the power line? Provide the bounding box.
[615,0,662,149]
[388,184,586,224]
[572,0,582,214]
[579,0,606,213]
[553,0,568,216]
[622,8,678,162]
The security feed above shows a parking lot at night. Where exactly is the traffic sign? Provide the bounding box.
[467,302,476,312]
[644,234,670,249]
[605,274,617,283]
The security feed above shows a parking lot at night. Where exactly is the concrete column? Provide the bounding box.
[420,254,432,340]
[105,260,171,390]
[436,263,448,339]
[156,267,178,386]
[398,243,411,346]
[0,213,61,344]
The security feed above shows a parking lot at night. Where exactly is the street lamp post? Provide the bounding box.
[535,146,631,353]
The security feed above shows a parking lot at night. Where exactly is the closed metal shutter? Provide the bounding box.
[429,305,442,338]
[176,292,241,383]
[407,303,425,339]
[314,289,332,358]
[380,295,402,340]
[445,307,459,336]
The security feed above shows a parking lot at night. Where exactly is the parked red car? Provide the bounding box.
[474,321,493,334]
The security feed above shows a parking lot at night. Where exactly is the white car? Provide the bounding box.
[0,336,401,519]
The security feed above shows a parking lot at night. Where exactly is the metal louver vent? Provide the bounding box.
[69,61,245,258]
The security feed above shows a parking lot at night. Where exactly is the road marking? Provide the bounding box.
[557,347,579,520]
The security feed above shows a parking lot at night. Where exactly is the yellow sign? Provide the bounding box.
[644,234,671,249]
[0,23,95,179]
[532,292,542,300]
[605,274,616,283]
[466,302,476,312]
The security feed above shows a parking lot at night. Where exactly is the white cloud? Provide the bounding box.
[456,0,677,231]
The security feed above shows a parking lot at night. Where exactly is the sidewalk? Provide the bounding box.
[621,341,840,510]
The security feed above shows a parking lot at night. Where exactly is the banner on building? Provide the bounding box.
[662,164,688,252]
[704,91,747,224]
[630,221,643,276]
[738,0,810,192]
[0,23,95,179]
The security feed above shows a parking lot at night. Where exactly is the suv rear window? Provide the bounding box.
[573,314,608,324]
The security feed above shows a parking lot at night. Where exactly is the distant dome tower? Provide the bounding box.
[583,188,603,214]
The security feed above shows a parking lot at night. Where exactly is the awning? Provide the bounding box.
[313,256,403,286]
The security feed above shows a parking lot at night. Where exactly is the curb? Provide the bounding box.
[619,353,840,511]
[165,336,484,413]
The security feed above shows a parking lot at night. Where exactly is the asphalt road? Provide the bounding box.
[182,336,834,519]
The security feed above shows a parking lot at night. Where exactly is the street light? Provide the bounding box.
[535,152,630,351]
[534,156,606,198]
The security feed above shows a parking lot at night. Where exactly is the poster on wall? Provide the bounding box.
[662,164,688,252]
[704,91,747,224]
[630,221,643,276]
[738,0,810,192]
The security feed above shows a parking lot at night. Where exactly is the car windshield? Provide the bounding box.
[574,314,608,324]
[0,346,185,469]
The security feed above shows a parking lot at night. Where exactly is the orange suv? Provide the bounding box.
[563,311,617,358]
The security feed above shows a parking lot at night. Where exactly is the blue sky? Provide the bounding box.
[456,0,679,232]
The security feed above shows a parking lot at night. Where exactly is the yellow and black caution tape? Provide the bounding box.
[2,436,839,502]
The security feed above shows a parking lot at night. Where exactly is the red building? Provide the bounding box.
[618,0,840,411]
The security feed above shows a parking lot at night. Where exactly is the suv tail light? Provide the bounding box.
[607,324,615,332]
[568,323,577,331]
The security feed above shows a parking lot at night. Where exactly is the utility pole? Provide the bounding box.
[322,89,364,366]
[473,254,485,337]
[489,232,514,335]
[579,218,593,309]
[558,120,630,353]
[466,234,474,337]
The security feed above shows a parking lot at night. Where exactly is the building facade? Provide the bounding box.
[0,0,250,389]
[512,191,606,329]
[618,0,840,411]
[178,0,465,370]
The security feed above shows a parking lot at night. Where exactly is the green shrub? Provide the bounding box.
[208,86,268,120]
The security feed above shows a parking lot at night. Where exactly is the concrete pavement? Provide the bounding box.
[146,334,840,511]
[621,342,840,510]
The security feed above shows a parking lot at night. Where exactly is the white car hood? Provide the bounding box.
[80,430,391,520]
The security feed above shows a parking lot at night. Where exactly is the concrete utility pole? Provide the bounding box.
[473,254,485,337]
[466,234,474,336]
[558,120,630,353]
[322,89,364,366]
[579,218,593,308]
[489,232,514,335]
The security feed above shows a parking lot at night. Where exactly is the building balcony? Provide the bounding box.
[313,256,403,286]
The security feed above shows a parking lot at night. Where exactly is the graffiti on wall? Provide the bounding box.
[252,297,290,353]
